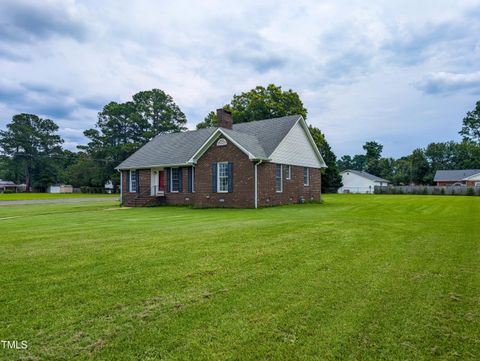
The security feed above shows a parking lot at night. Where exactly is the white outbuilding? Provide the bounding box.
[338,169,390,194]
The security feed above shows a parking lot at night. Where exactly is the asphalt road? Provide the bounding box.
[0,197,118,205]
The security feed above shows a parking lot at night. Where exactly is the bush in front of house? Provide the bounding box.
[466,187,475,196]
[440,188,445,195]
[3,189,13,194]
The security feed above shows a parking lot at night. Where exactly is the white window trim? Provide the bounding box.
[170,168,180,193]
[304,167,309,186]
[129,170,137,192]
[275,164,283,193]
[217,162,229,193]
[286,165,291,180]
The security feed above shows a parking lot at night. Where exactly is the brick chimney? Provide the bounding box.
[217,108,233,129]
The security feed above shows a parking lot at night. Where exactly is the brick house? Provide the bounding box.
[434,169,480,187]
[116,109,326,208]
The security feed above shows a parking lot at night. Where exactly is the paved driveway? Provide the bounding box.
[0,197,118,205]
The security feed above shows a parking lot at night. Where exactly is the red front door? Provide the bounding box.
[158,170,165,192]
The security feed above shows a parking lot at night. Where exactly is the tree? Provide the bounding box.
[196,111,217,129]
[309,126,342,192]
[337,155,352,171]
[409,148,430,184]
[196,84,307,128]
[0,113,63,191]
[132,89,187,136]
[81,89,187,186]
[459,100,480,143]
[363,141,383,160]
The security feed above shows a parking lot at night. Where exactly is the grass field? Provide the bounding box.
[0,193,118,201]
[0,195,478,360]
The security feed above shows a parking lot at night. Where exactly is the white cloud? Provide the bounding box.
[415,72,480,94]
[0,0,479,157]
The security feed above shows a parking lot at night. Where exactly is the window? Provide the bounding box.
[286,165,291,180]
[130,170,137,192]
[217,162,229,192]
[171,168,180,192]
[275,164,283,192]
[303,167,309,186]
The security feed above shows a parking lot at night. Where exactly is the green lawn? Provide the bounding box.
[0,193,118,201]
[0,195,478,360]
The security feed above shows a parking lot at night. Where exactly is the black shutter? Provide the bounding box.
[211,163,217,192]
[126,171,130,192]
[165,168,170,192]
[136,170,140,193]
[187,167,193,193]
[228,162,233,192]
[178,168,183,192]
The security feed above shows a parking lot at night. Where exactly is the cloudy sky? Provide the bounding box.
[1,0,479,157]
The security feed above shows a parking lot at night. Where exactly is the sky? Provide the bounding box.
[0,0,479,158]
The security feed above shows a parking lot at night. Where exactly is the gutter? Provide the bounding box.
[254,160,263,209]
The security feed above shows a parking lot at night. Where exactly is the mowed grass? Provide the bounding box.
[0,195,478,360]
[0,193,118,201]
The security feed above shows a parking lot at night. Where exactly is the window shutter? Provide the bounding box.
[136,170,140,193]
[228,162,233,192]
[165,168,170,192]
[187,167,193,193]
[178,168,183,192]
[126,171,130,192]
[211,163,217,192]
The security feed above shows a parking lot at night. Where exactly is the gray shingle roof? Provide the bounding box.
[342,169,390,183]
[116,115,302,169]
[116,127,216,169]
[433,169,480,181]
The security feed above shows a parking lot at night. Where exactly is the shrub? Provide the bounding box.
[440,188,445,195]
[3,189,13,194]
[466,187,475,196]
[80,186,88,193]
[422,187,428,195]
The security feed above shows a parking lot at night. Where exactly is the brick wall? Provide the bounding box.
[120,139,322,208]
[437,181,465,187]
[193,137,255,208]
[165,167,194,205]
[121,169,157,207]
[257,163,321,206]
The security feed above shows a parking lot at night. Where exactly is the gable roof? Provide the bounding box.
[116,115,324,170]
[433,169,480,181]
[463,172,480,181]
[341,169,390,183]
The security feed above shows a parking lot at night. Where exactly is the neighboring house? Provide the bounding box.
[0,180,21,193]
[47,184,74,193]
[434,169,480,187]
[116,109,326,208]
[338,169,390,194]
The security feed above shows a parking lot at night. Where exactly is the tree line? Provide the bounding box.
[337,101,480,185]
[1,84,479,191]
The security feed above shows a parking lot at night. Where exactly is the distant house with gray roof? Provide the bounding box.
[116,109,326,207]
[434,169,480,187]
[338,169,390,194]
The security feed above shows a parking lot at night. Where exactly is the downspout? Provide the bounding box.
[118,169,123,207]
[254,160,263,209]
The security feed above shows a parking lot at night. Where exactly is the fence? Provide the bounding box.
[374,185,480,196]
